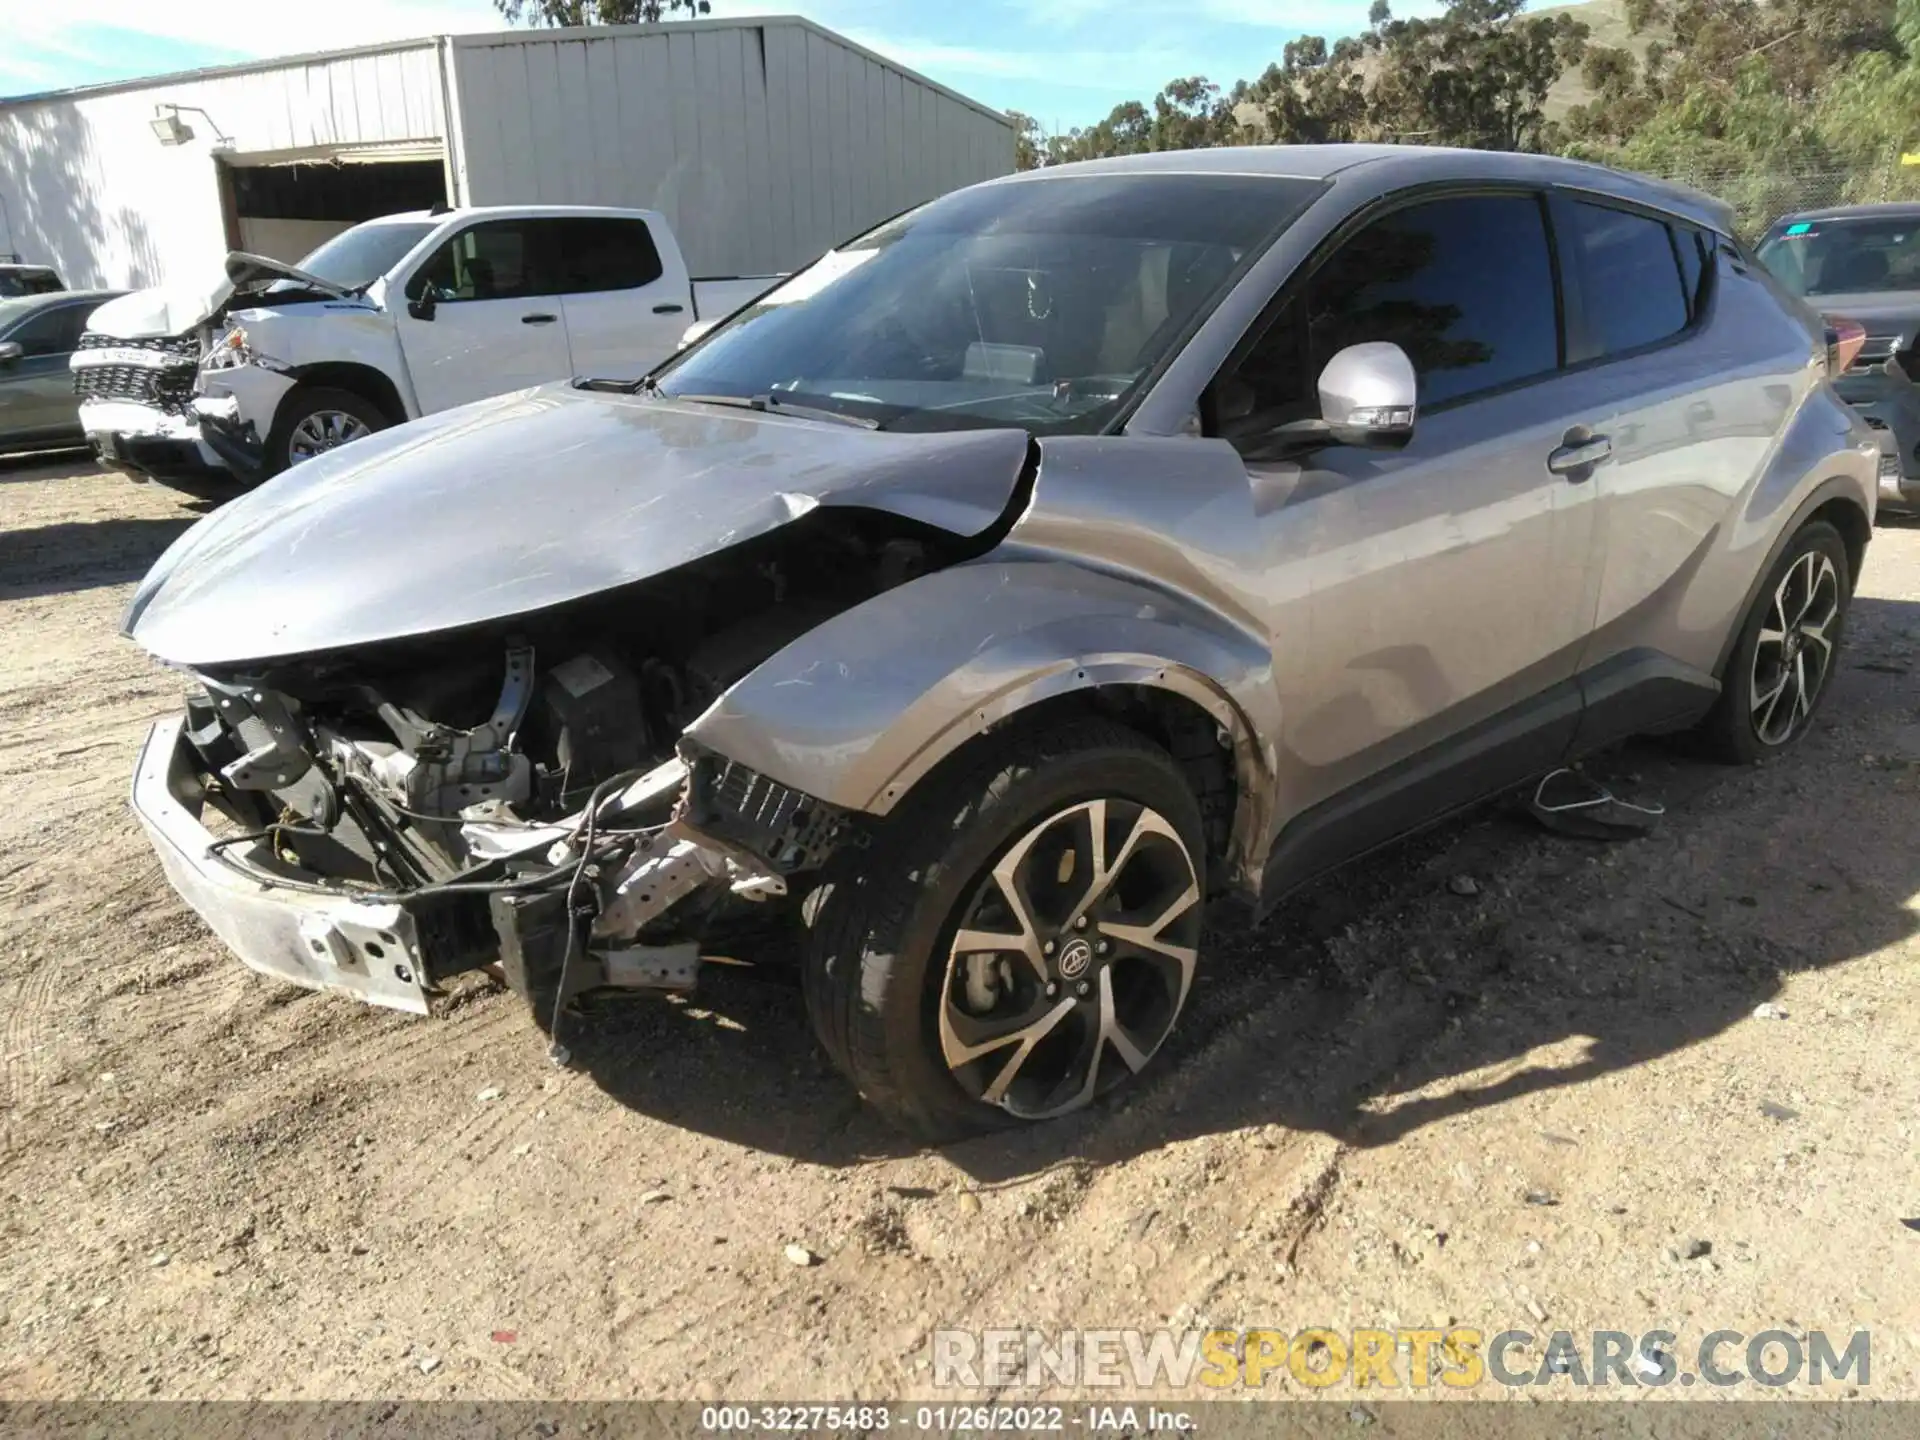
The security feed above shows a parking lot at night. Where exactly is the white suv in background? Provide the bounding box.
[72,205,777,484]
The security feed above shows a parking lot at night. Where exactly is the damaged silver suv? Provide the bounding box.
[126,147,1878,1139]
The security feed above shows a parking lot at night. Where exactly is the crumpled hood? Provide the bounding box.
[123,384,1032,668]
[81,251,354,339]
[222,250,355,300]
[86,272,233,340]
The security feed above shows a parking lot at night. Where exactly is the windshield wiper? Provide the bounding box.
[760,391,880,429]
[640,388,880,430]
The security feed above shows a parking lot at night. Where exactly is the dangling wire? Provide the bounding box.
[1531,766,1667,818]
[545,766,649,1068]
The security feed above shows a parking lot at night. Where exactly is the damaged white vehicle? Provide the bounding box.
[74,206,774,485]
[127,148,1876,1139]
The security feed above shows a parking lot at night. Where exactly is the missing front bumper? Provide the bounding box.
[132,716,433,1013]
[133,719,753,1020]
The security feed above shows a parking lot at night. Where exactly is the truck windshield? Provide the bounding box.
[654,173,1323,433]
[295,222,437,292]
[1758,215,1920,297]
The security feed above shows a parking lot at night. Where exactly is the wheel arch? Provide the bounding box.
[1809,492,1870,588]
[892,670,1260,895]
[1713,473,1871,680]
[681,558,1279,893]
[277,362,406,430]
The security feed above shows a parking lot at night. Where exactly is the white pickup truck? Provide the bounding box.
[72,205,777,483]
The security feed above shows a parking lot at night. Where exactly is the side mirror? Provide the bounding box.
[407,292,436,322]
[1237,342,1418,459]
[0,340,21,366]
[1316,341,1418,449]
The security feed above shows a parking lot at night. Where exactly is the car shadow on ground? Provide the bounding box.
[565,592,1920,1176]
[0,515,202,600]
[0,461,214,600]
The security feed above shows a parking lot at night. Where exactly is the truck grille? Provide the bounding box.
[72,331,200,413]
[75,331,200,360]
[73,363,197,413]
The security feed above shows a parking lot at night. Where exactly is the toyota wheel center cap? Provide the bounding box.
[1057,937,1095,979]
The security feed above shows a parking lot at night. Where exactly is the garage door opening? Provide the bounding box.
[220,155,448,264]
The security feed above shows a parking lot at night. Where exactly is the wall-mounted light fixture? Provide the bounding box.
[150,104,233,150]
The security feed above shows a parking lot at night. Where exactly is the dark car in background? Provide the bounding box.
[0,290,125,453]
[1758,202,1920,516]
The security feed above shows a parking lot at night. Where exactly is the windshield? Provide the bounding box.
[1758,215,1920,297]
[655,173,1323,433]
[292,221,437,292]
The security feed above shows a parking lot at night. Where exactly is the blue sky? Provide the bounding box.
[0,0,1426,131]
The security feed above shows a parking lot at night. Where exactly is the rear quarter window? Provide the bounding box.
[552,218,665,292]
[1567,201,1690,357]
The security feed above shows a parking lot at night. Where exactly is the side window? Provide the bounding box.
[408,221,561,303]
[1217,192,1560,431]
[7,306,80,357]
[1567,201,1690,356]
[552,218,665,293]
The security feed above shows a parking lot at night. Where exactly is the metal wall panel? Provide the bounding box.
[0,20,1011,295]
[0,43,445,289]
[448,18,1014,277]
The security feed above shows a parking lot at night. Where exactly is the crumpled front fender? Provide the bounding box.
[682,556,1278,859]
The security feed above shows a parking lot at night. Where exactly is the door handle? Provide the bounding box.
[652,303,685,315]
[1547,433,1611,477]
[521,313,558,325]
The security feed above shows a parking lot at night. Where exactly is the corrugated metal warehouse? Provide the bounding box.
[0,16,1014,288]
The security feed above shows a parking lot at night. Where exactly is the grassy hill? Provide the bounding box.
[1534,0,1663,118]
[1226,0,1657,140]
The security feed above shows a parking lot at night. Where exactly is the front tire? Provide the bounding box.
[263,386,388,478]
[1694,518,1852,763]
[804,718,1207,1142]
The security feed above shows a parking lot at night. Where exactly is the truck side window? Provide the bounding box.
[552,218,666,292]
[409,222,553,303]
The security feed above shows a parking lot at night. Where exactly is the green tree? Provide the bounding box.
[1557,0,1907,172]
[493,0,710,24]
[1151,76,1239,151]
[1365,0,1591,149]
[1047,99,1154,163]
[1007,110,1047,171]
[1233,0,1586,150]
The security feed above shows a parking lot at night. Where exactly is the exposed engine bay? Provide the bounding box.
[165,511,945,1023]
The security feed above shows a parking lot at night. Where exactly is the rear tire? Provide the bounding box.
[1693,519,1851,764]
[263,386,388,478]
[803,717,1207,1142]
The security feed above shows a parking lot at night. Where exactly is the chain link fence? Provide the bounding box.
[1631,146,1920,237]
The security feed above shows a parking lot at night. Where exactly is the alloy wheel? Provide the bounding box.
[287,410,372,465]
[1750,549,1840,747]
[937,798,1202,1121]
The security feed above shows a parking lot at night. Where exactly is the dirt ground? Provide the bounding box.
[2,453,1918,1405]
